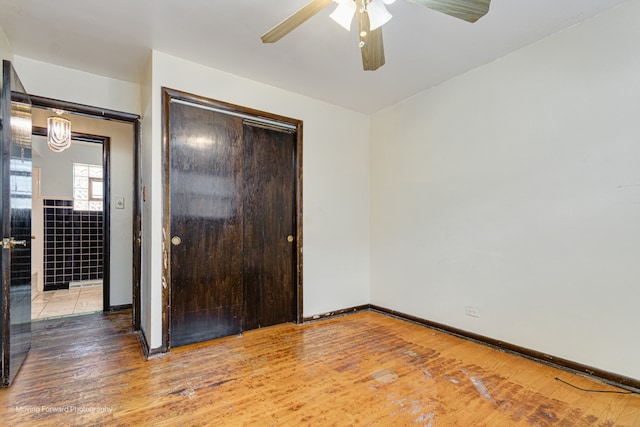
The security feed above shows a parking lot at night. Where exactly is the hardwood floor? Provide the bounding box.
[1,310,638,426]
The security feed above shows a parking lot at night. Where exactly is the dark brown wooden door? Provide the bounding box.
[168,97,297,347]
[169,100,244,347]
[242,123,296,331]
[1,60,33,386]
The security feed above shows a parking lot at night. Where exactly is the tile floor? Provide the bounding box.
[32,286,103,320]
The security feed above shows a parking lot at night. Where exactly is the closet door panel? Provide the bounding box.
[169,101,243,346]
[242,124,296,330]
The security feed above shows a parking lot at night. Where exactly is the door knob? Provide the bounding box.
[287,235,294,243]
[2,237,27,249]
[171,236,182,246]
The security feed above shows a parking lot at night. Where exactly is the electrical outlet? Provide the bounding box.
[465,307,480,318]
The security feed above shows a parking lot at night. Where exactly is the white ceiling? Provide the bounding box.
[0,0,630,114]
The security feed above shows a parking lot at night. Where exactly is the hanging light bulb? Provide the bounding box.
[47,110,71,152]
[330,0,357,31]
[366,0,392,31]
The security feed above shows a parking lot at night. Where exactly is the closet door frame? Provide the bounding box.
[161,87,303,351]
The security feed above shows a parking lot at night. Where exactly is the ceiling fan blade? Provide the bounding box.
[261,0,334,43]
[407,0,491,23]
[357,5,385,71]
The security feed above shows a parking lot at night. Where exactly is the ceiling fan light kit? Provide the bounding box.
[262,0,491,71]
[330,0,357,30]
[365,0,393,31]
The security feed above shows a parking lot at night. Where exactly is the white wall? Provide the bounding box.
[139,54,154,344]
[142,51,371,349]
[370,1,640,380]
[32,135,102,198]
[31,108,135,307]
[13,56,140,115]
[0,24,12,62]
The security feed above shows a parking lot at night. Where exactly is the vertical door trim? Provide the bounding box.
[132,119,142,330]
[161,87,304,351]
[102,136,111,310]
[294,122,303,324]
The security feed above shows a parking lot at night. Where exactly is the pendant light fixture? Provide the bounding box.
[47,110,71,152]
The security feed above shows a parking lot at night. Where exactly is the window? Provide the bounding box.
[73,163,103,211]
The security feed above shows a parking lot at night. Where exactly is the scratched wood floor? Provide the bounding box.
[1,311,639,426]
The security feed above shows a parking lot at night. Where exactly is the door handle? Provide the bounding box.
[2,237,27,249]
[287,235,294,243]
[171,236,182,246]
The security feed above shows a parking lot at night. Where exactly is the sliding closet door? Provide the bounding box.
[242,123,296,331]
[165,88,301,348]
[169,101,244,347]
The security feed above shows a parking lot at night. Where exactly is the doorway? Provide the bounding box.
[163,88,303,349]
[1,60,141,387]
[30,125,108,320]
[29,96,141,328]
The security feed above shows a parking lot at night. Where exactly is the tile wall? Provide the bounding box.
[43,199,103,291]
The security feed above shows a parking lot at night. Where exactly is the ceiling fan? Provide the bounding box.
[261,0,491,71]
